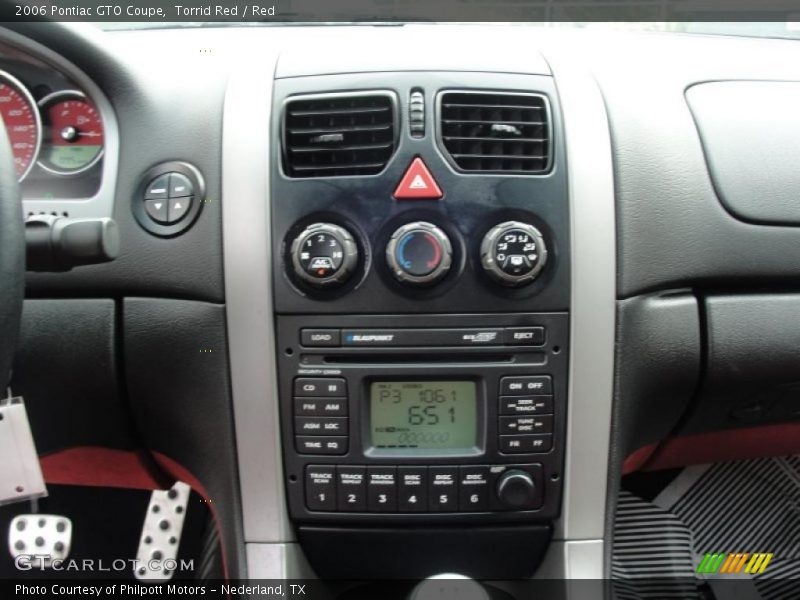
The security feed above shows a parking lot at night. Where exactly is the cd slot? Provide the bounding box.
[308,352,545,366]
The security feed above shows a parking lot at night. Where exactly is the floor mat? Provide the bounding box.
[613,456,800,600]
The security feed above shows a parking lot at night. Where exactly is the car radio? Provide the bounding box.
[277,312,568,524]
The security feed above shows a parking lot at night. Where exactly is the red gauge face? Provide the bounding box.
[0,78,41,180]
[39,95,104,175]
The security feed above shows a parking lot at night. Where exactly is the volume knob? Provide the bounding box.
[496,469,536,509]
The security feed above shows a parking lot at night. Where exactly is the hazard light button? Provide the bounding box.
[393,157,443,200]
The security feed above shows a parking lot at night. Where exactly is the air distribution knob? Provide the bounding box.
[290,222,359,288]
[496,469,537,509]
[386,221,453,286]
[480,221,548,287]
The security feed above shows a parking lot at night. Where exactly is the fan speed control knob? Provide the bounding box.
[386,221,452,286]
[481,221,548,287]
[290,222,358,288]
[496,469,537,509]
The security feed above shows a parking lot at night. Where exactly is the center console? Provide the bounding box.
[269,70,570,578]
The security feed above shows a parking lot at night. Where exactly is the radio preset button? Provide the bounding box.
[504,327,545,346]
[458,466,490,511]
[367,467,398,512]
[500,376,552,396]
[398,466,428,512]
[429,467,458,512]
[295,416,348,436]
[336,466,367,512]
[499,434,553,454]
[294,398,347,417]
[296,436,348,455]
[301,329,341,347]
[305,466,336,511]
[499,415,553,435]
[499,395,553,415]
[294,377,347,397]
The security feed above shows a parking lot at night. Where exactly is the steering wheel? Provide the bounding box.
[0,122,24,391]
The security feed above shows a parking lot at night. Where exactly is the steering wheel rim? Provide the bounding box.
[0,122,24,391]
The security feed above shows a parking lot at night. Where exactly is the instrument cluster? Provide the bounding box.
[0,48,105,201]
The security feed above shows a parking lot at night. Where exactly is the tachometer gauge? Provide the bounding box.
[37,90,104,176]
[0,70,41,182]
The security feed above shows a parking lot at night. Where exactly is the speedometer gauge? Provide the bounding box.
[37,91,104,176]
[0,70,41,181]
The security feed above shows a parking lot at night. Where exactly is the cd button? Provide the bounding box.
[294,377,347,397]
[305,465,336,511]
[499,434,553,454]
[367,467,398,512]
[398,467,428,512]
[499,396,553,415]
[458,466,490,511]
[429,467,458,512]
[499,415,553,435]
[336,466,367,512]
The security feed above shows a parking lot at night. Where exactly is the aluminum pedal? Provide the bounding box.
[134,481,190,581]
[8,514,72,568]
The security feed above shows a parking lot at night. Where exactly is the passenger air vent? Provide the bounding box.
[283,93,397,178]
[439,92,551,173]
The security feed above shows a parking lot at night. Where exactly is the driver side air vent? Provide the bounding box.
[439,92,551,174]
[283,93,397,178]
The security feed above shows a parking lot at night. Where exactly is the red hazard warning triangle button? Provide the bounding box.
[393,157,443,200]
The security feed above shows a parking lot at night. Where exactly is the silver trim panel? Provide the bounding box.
[223,50,293,560]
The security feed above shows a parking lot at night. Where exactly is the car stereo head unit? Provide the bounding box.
[277,312,568,525]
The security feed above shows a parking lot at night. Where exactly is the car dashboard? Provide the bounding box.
[2,21,800,588]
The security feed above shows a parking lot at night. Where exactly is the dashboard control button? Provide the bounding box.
[398,467,428,512]
[499,396,553,416]
[294,397,347,417]
[499,434,553,454]
[144,173,170,200]
[499,415,553,435]
[296,436,348,455]
[386,221,452,285]
[305,466,336,511]
[290,222,359,288]
[429,467,458,512]
[481,221,548,286]
[168,173,193,198]
[336,466,367,512]
[458,466,490,511]
[144,199,168,223]
[294,416,348,436]
[504,327,545,346]
[393,157,442,200]
[168,196,192,223]
[301,329,341,347]
[294,377,347,397]
[496,469,537,509]
[500,376,552,396]
[367,467,398,512]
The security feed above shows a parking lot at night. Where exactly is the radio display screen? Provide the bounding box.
[369,381,478,452]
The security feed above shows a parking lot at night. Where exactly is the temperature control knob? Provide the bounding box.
[386,221,452,286]
[480,221,548,287]
[496,469,537,509]
[290,222,358,288]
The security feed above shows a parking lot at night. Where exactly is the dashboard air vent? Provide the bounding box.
[439,92,551,173]
[283,93,396,178]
